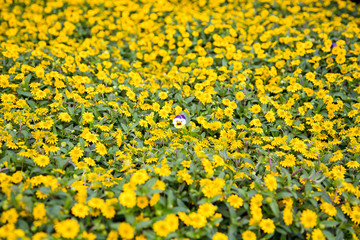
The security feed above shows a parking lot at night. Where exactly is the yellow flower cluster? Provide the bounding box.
[0,0,360,239]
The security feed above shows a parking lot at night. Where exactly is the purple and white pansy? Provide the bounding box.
[173,114,186,128]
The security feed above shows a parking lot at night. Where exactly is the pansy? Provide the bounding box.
[331,40,337,49]
[173,114,186,128]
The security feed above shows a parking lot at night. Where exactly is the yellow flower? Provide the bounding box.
[224,107,234,118]
[153,220,171,237]
[242,230,256,240]
[137,196,148,209]
[33,203,46,220]
[59,112,72,122]
[135,234,147,240]
[82,112,94,124]
[101,203,116,219]
[250,194,263,207]
[150,193,160,206]
[33,155,50,167]
[36,190,48,200]
[259,218,275,234]
[300,209,317,228]
[88,198,104,209]
[71,203,89,218]
[200,178,225,198]
[118,222,134,240]
[312,228,326,240]
[11,171,23,184]
[54,219,80,239]
[165,214,179,232]
[130,169,150,185]
[265,110,276,123]
[264,174,277,191]
[32,232,48,240]
[82,231,96,240]
[235,91,245,101]
[320,202,337,216]
[152,180,166,190]
[227,194,243,209]
[283,207,293,225]
[69,146,84,161]
[119,191,136,208]
[249,104,261,114]
[83,132,98,143]
[0,74,10,88]
[198,203,216,218]
[350,207,360,225]
[213,232,228,240]
[95,142,107,156]
[188,212,207,228]
[1,208,19,224]
[280,154,296,168]
[249,119,262,127]
[346,161,360,169]
[159,91,168,100]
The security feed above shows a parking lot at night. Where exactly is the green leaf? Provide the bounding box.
[125,214,135,225]
[145,178,158,189]
[48,205,61,216]
[136,220,152,230]
[304,181,312,196]
[167,189,175,207]
[64,197,72,209]
[38,186,50,195]
[23,74,32,89]
[18,219,29,232]
[185,97,195,103]
[322,220,339,228]
[176,199,189,212]
[336,208,346,222]
[121,123,128,132]
[322,230,336,240]
[321,192,332,203]
[17,89,32,97]
[228,225,237,240]
[335,229,344,240]
[269,200,280,218]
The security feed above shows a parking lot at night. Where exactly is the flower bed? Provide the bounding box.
[0,0,360,239]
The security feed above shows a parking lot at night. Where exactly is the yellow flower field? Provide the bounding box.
[0,0,360,239]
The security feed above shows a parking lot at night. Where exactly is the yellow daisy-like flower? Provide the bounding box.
[118,222,134,240]
[82,112,94,124]
[312,228,326,240]
[198,203,216,218]
[242,230,256,240]
[158,91,168,100]
[58,112,72,122]
[259,218,275,234]
[320,202,337,217]
[119,191,136,208]
[227,194,243,209]
[249,104,261,114]
[136,196,148,209]
[33,155,50,167]
[300,209,317,228]
[264,174,277,191]
[54,219,80,239]
[213,232,228,240]
[71,203,89,218]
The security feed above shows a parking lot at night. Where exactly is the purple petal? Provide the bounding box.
[175,114,186,120]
